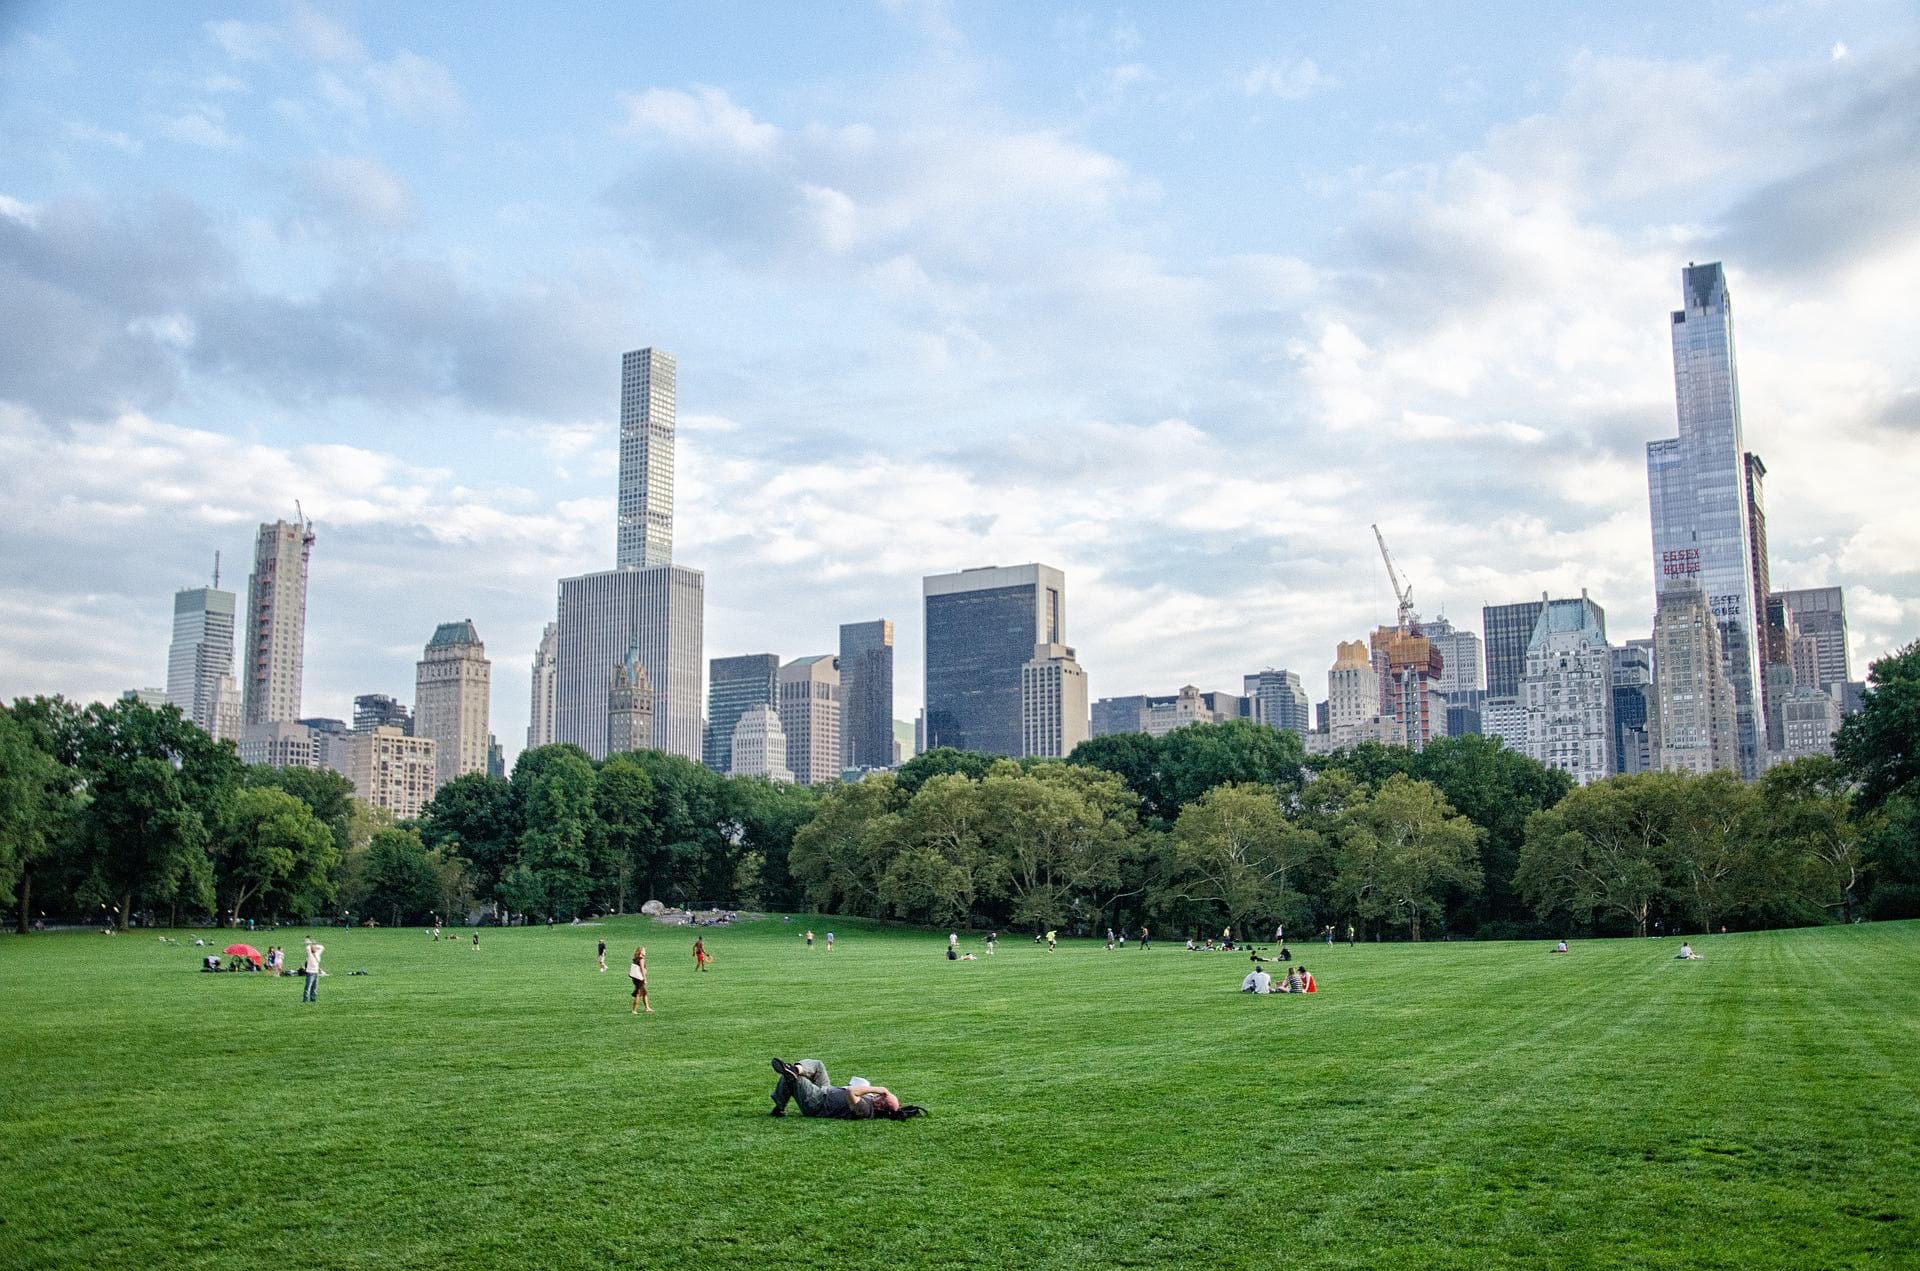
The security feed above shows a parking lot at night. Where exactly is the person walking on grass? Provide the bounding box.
[1140,925,1150,951]
[805,929,815,950]
[694,936,711,971]
[300,938,324,1002]
[986,930,997,955]
[825,932,834,953]
[598,938,608,973]
[630,946,652,1013]
[1346,923,1355,947]
[1046,929,1057,952]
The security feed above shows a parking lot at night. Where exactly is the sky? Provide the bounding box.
[1,0,1916,764]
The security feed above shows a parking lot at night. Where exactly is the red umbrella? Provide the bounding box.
[223,944,263,963]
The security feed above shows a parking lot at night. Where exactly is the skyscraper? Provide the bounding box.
[1647,262,1765,778]
[1650,586,1739,775]
[242,517,315,725]
[607,636,654,756]
[344,726,438,821]
[414,620,491,792]
[729,706,793,783]
[553,346,704,762]
[1021,643,1089,758]
[1243,668,1311,736]
[528,621,558,751]
[1424,615,1484,694]
[353,694,411,734]
[556,566,704,762]
[838,619,895,770]
[779,655,842,785]
[1520,593,1613,786]
[166,584,236,738]
[1610,642,1654,775]
[1369,624,1445,750]
[705,654,781,773]
[1773,587,1851,690]
[1483,598,1608,700]
[923,563,1066,756]
[617,347,675,569]
[1326,640,1379,735]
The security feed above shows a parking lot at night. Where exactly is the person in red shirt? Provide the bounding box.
[1301,966,1317,993]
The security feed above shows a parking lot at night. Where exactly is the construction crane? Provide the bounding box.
[1372,523,1415,633]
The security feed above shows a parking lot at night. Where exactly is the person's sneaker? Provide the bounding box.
[770,1057,793,1077]
[768,1107,785,1117]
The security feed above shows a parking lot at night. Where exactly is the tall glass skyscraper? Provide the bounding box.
[1647,262,1763,777]
[617,348,675,569]
[923,564,1066,757]
[837,619,894,770]
[554,345,705,762]
[166,584,235,735]
[704,653,781,773]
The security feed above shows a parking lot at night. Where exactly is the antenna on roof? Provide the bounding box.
[212,550,221,590]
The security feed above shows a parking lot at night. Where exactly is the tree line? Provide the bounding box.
[4,640,1917,936]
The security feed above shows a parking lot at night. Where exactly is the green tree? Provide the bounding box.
[360,827,441,926]
[1670,770,1760,933]
[0,702,75,932]
[246,764,356,860]
[1517,772,1686,938]
[983,763,1144,931]
[1410,735,1572,930]
[1833,639,1920,811]
[68,699,240,928]
[419,773,521,901]
[718,776,819,911]
[789,775,904,916]
[895,747,995,795]
[213,786,339,924]
[884,772,1000,925]
[592,756,655,913]
[1757,756,1868,924]
[516,746,599,917]
[1863,794,1920,920]
[1337,774,1481,941]
[615,751,726,904]
[1165,782,1298,936]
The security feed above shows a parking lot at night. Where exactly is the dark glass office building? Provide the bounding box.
[838,619,895,770]
[1483,597,1606,700]
[923,564,1065,757]
[704,653,780,773]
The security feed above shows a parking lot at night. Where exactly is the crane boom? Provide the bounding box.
[1372,523,1415,631]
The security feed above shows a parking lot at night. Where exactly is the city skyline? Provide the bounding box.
[2,3,1916,762]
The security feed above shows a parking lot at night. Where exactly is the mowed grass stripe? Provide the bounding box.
[2,921,1915,1269]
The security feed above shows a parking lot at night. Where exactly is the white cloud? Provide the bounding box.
[292,155,414,231]
[365,50,465,119]
[622,85,779,155]
[156,106,239,149]
[66,122,141,152]
[1242,58,1332,100]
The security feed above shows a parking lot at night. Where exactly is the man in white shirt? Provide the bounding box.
[301,938,325,1002]
[1240,968,1271,994]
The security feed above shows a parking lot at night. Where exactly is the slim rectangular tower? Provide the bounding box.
[556,565,704,762]
[779,655,843,785]
[1648,262,1763,778]
[705,653,781,773]
[242,517,315,726]
[528,622,558,751]
[838,620,895,771]
[923,564,1066,757]
[617,348,676,569]
[166,585,236,736]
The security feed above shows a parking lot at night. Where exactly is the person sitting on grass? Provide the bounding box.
[1282,966,1305,993]
[1300,966,1317,993]
[769,1059,927,1120]
[1553,940,1569,953]
[1676,943,1702,960]
[1241,966,1272,994]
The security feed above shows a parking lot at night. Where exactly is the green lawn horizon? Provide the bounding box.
[3,917,1915,1269]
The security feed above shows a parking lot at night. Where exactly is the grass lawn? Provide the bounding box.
[2,918,1916,1269]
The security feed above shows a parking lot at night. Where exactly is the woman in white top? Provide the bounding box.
[629,946,652,1014]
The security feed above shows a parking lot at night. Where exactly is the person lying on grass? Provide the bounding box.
[769,1058,927,1120]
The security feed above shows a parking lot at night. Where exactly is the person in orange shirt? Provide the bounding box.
[1300,966,1317,993]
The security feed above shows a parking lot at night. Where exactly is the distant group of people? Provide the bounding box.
[802,930,835,952]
